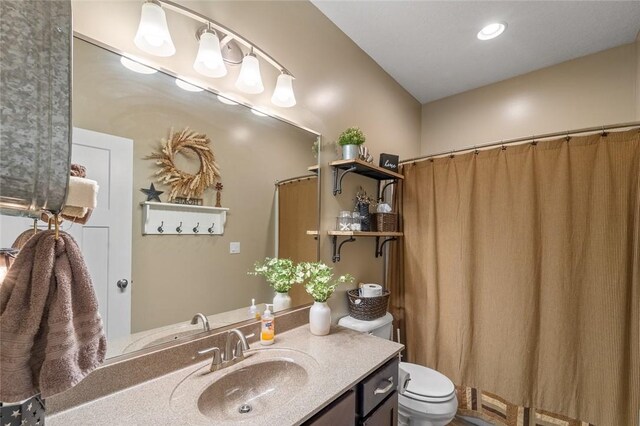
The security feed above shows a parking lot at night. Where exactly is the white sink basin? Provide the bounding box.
[171,348,318,425]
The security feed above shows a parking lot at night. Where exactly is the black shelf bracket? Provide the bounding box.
[332,165,357,196]
[377,180,398,202]
[375,236,397,257]
[332,235,356,262]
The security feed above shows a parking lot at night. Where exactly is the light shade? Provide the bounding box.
[477,22,506,40]
[120,57,157,74]
[134,1,176,57]
[193,30,227,78]
[235,53,264,94]
[175,78,203,92]
[271,73,296,107]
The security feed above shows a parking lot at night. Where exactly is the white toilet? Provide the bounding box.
[338,313,458,426]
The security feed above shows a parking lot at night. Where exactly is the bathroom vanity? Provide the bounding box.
[47,321,403,425]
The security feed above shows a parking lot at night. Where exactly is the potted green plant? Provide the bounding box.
[299,262,354,335]
[249,258,302,311]
[337,127,366,160]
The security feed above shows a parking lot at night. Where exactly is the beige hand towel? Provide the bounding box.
[0,230,106,402]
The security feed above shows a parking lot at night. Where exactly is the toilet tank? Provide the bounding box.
[338,313,394,340]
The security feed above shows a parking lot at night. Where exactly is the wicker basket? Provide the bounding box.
[347,289,390,321]
[373,213,398,232]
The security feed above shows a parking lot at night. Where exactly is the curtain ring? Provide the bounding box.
[565,131,571,142]
[501,141,506,151]
[449,150,454,159]
[601,126,608,137]
[531,135,537,146]
[473,145,479,155]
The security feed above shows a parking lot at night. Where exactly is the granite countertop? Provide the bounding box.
[48,324,403,426]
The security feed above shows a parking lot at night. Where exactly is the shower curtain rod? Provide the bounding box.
[400,120,640,165]
[275,174,317,186]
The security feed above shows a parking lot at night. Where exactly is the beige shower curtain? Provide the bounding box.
[390,129,640,425]
[277,176,317,306]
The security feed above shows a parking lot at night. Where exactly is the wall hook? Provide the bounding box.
[208,222,215,234]
[157,221,164,234]
[176,221,183,234]
[193,222,200,233]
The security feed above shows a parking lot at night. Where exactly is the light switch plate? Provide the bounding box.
[230,242,240,254]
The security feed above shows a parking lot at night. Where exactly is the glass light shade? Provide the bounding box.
[193,31,227,78]
[271,73,296,107]
[175,79,203,92]
[134,1,176,57]
[120,57,157,74]
[235,54,264,94]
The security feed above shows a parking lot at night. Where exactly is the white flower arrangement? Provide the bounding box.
[298,262,354,303]
[249,257,303,293]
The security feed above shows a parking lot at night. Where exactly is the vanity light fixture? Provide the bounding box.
[271,72,296,108]
[193,27,227,78]
[175,78,204,92]
[131,0,296,107]
[120,57,158,74]
[134,0,176,57]
[477,22,507,40]
[236,50,264,94]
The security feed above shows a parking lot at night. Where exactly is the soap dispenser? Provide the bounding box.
[260,304,275,346]
[248,298,260,320]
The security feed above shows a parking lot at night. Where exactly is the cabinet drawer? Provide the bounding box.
[357,358,399,418]
[362,391,398,426]
[306,389,356,426]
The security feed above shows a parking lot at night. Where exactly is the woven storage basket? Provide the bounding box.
[347,289,390,321]
[373,213,398,232]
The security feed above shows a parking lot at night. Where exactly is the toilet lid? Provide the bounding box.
[400,362,455,403]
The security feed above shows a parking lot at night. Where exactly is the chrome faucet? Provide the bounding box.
[194,329,251,373]
[224,329,250,362]
[190,313,210,332]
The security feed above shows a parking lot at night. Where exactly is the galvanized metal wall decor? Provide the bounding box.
[0,0,72,217]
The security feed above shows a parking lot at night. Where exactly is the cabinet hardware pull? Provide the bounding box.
[373,376,394,395]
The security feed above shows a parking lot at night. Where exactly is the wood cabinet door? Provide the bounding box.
[306,389,357,426]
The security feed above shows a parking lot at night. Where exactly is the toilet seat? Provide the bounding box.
[400,362,455,403]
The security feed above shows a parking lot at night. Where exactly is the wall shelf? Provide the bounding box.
[327,231,403,262]
[330,159,403,195]
[141,201,229,235]
[308,164,319,174]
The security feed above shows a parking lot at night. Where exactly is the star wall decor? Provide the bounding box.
[140,183,164,202]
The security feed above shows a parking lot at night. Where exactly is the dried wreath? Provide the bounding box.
[146,128,221,201]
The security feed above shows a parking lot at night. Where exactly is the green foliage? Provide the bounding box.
[337,127,366,146]
[249,257,303,293]
[298,262,354,302]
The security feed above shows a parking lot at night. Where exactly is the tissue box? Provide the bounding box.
[373,213,398,232]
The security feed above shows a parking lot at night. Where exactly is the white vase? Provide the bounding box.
[309,301,331,335]
[273,291,291,311]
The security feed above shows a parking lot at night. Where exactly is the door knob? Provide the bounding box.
[117,279,129,290]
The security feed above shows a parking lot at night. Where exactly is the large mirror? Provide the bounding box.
[0,37,320,359]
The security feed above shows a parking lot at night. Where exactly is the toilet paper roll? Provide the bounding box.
[360,283,383,297]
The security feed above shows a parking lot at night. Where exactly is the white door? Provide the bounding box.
[0,128,133,339]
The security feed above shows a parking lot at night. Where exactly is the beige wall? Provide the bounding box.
[72,1,422,321]
[421,43,638,155]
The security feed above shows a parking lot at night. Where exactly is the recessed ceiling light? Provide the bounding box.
[217,94,239,106]
[477,22,506,41]
[250,109,267,117]
[120,56,157,74]
[175,78,203,92]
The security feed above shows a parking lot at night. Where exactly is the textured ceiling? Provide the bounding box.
[312,1,640,103]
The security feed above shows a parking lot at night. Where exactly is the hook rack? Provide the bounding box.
[141,202,229,235]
